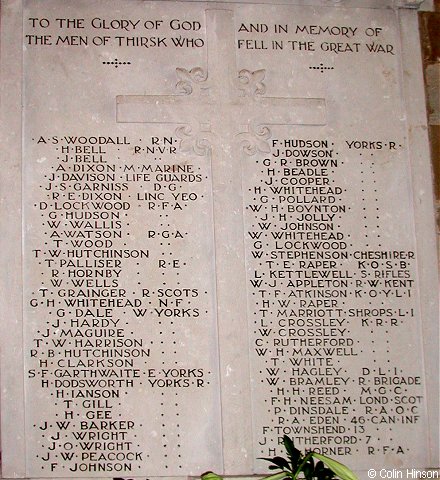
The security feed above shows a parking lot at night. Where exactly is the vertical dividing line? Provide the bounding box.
[206,8,254,474]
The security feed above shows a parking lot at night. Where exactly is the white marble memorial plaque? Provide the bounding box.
[0,0,438,478]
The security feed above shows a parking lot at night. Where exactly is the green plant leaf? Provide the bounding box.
[312,453,358,480]
[282,436,302,471]
[302,462,314,480]
[283,435,302,472]
[261,472,291,480]
[283,436,295,456]
[201,472,223,480]
[315,462,336,480]
[283,436,302,461]
[271,456,292,470]
[259,456,291,471]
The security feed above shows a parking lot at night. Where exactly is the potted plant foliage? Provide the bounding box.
[202,435,358,480]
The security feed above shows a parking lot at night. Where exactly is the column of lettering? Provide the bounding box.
[344,140,424,460]
[26,135,146,475]
[25,132,218,476]
[123,135,219,474]
[243,136,426,467]
[244,137,356,461]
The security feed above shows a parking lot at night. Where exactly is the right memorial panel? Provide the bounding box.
[236,4,435,471]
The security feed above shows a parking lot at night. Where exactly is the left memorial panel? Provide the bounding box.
[4,0,223,476]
